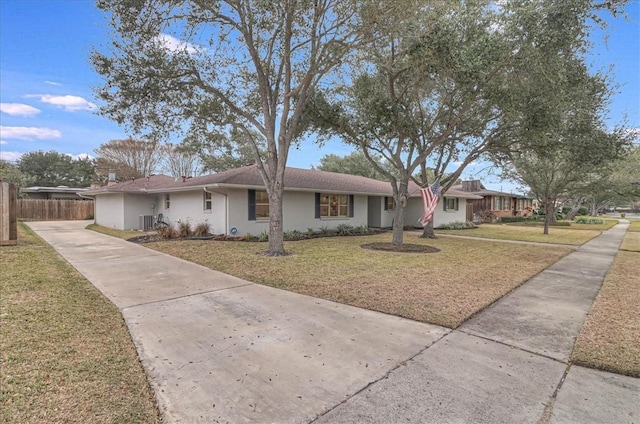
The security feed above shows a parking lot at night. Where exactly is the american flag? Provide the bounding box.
[420,180,441,226]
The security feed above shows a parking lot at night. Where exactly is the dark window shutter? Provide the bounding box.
[248,189,256,220]
[315,193,321,218]
[384,197,388,211]
[349,195,354,217]
[443,197,447,211]
[456,198,459,211]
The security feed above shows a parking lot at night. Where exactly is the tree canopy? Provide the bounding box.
[94,138,165,181]
[16,151,96,188]
[93,0,368,255]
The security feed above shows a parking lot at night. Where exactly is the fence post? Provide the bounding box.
[1,181,18,246]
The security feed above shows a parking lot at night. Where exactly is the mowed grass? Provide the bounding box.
[565,218,619,231]
[436,223,600,245]
[0,223,160,424]
[627,219,640,232]
[572,246,640,377]
[146,232,570,328]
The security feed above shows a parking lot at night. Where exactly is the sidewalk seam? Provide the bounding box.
[121,282,255,311]
[307,330,452,423]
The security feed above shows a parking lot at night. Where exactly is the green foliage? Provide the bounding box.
[574,217,605,224]
[500,216,533,223]
[314,152,396,180]
[336,224,355,235]
[284,230,306,241]
[436,221,477,230]
[256,231,269,242]
[17,151,96,187]
[0,160,34,193]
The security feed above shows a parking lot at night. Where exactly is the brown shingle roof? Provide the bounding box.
[84,165,481,198]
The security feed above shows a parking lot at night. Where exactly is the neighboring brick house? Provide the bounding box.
[453,180,533,222]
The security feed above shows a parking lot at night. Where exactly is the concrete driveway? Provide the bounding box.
[27,221,639,424]
[27,221,449,423]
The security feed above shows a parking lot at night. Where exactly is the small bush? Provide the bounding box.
[479,211,497,223]
[500,216,531,223]
[319,226,330,234]
[307,227,315,236]
[436,221,477,230]
[177,220,193,238]
[193,221,211,237]
[245,233,255,241]
[256,231,269,242]
[284,230,306,241]
[336,224,355,235]
[353,225,371,234]
[157,225,178,239]
[574,217,604,225]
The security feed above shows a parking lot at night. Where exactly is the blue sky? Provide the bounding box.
[1,1,638,192]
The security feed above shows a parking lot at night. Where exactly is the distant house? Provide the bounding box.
[452,180,533,222]
[83,165,481,234]
[21,186,91,200]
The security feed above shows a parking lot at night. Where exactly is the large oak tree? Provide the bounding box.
[92,0,367,255]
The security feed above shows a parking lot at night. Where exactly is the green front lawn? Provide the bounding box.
[86,223,146,240]
[146,233,570,328]
[0,223,160,424]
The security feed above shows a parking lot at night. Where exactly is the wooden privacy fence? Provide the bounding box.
[18,199,94,221]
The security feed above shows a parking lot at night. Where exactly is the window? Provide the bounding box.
[319,193,351,218]
[248,189,269,220]
[443,197,458,212]
[165,194,170,209]
[504,197,511,211]
[204,191,212,211]
[493,196,500,210]
[517,199,524,210]
[384,196,395,211]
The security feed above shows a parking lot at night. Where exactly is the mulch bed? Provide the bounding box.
[361,243,440,253]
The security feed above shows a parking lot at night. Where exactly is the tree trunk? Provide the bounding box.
[391,181,409,246]
[543,202,555,235]
[421,220,436,238]
[564,200,583,221]
[391,196,407,246]
[266,189,287,256]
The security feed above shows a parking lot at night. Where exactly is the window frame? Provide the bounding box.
[255,190,269,220]
[443,197,458,212]
[319,193,350,218]
[384,196,395,211]
[203,191,212,211]
[165,193,170,209]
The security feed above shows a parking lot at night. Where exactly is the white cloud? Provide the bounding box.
[453,160,479,167]
[153,33,199,54]
[0,126,62,140]
[0,151,23,162]
[0,103,41,117]
[45,80,62,86]
[0,140,6,145]
[26,94,97,111]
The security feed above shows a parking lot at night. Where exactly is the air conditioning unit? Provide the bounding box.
[139,215,154,231]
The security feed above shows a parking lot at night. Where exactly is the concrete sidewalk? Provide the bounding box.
[28,221,639,423]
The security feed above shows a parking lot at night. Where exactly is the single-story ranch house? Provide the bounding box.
[83,165,482,235]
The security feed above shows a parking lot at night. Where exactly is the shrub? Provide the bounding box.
[256,231,269,242]
[307,227,315,236]
[177,220,193,238]
[353,225,371,234]
[157,225,178,239]
[500,216,531,223]
[284,230,306,241]
[479,211,497,223]
[574,217,604,225]
[336,224,354,235]
[193,221,211,237]
[436,221,477,230]
[244,233,255,241]
[319,225,330,234]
